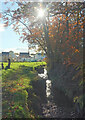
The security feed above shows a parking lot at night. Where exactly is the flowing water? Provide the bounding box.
[38,69,52,99]
[38,69,61,118]
[38,69,79,118]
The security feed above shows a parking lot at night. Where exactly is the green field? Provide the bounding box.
[1,61,46,69]
[1,62,46,118]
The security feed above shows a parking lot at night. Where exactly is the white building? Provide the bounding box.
[2,52,9,62]
[18,52,29,62]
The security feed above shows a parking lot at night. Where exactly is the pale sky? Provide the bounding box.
[0,1,37,54]
[0,25,29,53]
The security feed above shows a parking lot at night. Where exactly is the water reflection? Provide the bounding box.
[38,69,52,99]
[46,80,51,98]
[38,69,77,118]
[38,69,48,79]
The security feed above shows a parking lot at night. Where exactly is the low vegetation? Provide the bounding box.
[1,62,46,118]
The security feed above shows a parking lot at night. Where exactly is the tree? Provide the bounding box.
[2,1,84,73]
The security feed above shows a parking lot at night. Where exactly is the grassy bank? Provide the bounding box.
[1,62,46,118]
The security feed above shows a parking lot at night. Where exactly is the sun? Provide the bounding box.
[37,9,45,18]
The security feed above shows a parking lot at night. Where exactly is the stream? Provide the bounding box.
[38,69,79,118]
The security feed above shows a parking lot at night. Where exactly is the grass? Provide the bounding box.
[1,62,46,118]
[2,61,46,70]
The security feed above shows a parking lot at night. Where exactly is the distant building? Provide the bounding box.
[19,52,29,61]
[20,52,29,57]
[1,51,46,62]
[2,52,9,62]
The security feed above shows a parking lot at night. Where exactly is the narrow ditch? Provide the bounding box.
[26,68,80,118]
[38,68,80,118]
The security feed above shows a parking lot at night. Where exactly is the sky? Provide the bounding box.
[0,25,29,53]
[0,1,37,54]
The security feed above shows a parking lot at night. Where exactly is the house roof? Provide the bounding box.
[2,52,9,55]
[20,52,29,56]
